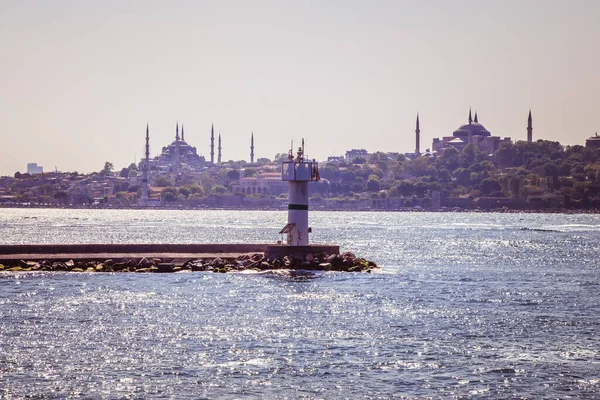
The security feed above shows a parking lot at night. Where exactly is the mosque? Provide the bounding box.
[586,132,600,149]
[153,123,207,171]
[429,110,513,155]
[138,122,256,204]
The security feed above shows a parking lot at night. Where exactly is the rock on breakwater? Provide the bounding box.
[0,252,378,273]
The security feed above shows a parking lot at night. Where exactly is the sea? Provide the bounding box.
[0,208,599,399]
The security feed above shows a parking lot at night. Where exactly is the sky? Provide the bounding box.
[1,0,599,176]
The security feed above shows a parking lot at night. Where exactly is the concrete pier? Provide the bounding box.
[0,243,338,263]
[0,243,264,263]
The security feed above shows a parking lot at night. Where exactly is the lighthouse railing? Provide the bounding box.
[281,161,319,182]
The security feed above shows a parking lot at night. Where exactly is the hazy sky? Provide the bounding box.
[1,0,599,175]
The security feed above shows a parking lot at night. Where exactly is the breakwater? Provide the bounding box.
[0,243,378,273]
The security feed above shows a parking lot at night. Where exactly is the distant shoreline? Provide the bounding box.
[1,204,598,214]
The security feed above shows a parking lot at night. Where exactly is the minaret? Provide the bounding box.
[181,124,185,142]
[210,123,215,164]
[527,110,533,143]
[175,122,181,171]
[468,108,473,124]
[218,133,222,164]
[250,132,255,163]
[415,113,420,156]
[140,123,150,205]
[474,111,479,123]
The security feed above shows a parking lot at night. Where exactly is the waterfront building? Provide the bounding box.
[431,109,511,155]
[235,171,288,195]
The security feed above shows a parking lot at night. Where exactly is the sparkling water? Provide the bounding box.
[1,209,599,398]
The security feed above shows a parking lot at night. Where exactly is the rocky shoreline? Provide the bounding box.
[0,252,379,273]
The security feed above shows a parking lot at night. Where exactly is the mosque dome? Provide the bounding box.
[169,139,189,147]
[586,132,600,149]
[453,122,491,138]
[453,111,491,138]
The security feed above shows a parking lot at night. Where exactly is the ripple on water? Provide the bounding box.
[1,210,600,398]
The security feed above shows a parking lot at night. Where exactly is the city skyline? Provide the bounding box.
[1,0,599,176]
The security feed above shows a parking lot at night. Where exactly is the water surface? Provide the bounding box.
[1,209,599,398]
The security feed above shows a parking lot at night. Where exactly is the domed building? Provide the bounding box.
[432,110,511,155]
[586,132,600,149]
[153,123,206,171]
[451,116,491,138]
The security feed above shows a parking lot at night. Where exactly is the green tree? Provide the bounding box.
[495,142,518,167]
[54,190,68,204]
[273,153,289,163]
[160,187,178,201]
[227,170,240,181]
[397,180,414,197]
[178,186,191,198]
[340,170,356,183]
[101,161,114,175]
[439,147,460,171]
[154,176,173,187]
[188,183,205,196]
[415,182,428,197]
[480,178,502,196]
[509,176,522,198]
[319,165,339,180]
[256,157,271,165]
[367,178,380,192]
[368,152,387,163]
[405,156,429,177]
[201,174,214,194]
[211,185,228,195]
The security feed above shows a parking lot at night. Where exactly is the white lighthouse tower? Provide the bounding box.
[280,139,320,246]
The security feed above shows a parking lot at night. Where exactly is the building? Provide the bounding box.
[586,132,600,149]
[345,149,369,163]
[153,123,206,171]
[235,171,288,195]
[432,110,511,155]
[27,163,43,175]
[327,156,345,163]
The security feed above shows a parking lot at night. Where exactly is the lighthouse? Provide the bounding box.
[280,139,320,246]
